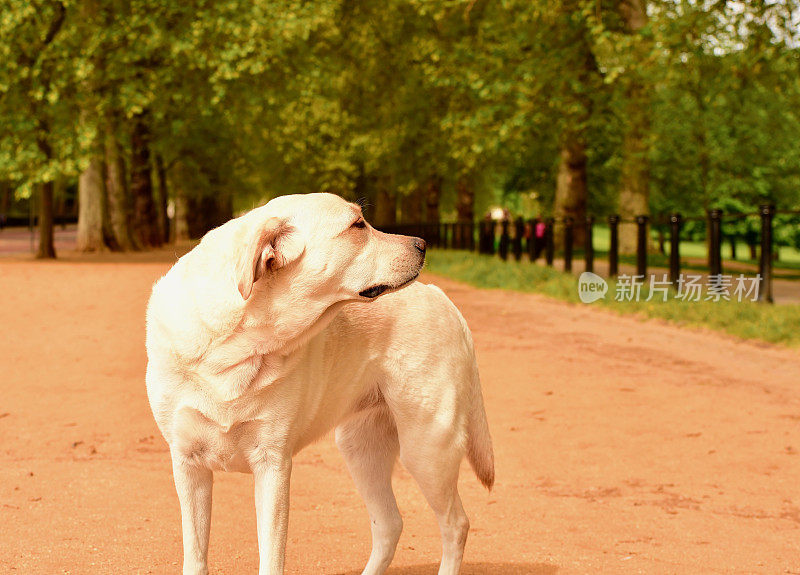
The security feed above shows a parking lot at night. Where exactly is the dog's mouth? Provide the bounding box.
[359,284,389,299]
[359,274,419,299]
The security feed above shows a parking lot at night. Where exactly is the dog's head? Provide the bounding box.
[233,193,425,305]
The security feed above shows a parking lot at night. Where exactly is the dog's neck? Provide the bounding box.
[183,283,350,403]
[155,238,353,404]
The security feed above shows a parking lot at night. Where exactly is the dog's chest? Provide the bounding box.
[157,324,375,472]
[171,404,266,473]
[166,348,321,470]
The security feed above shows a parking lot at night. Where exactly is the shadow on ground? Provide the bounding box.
[335,563,558,575]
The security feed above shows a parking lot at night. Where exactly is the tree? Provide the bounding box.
[130,111,162,247]
[0,0,71,258]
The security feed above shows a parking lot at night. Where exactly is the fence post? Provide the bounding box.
[636,215,648,277]
[608,215,619,277]
[669,213,682,288]
[584,216,594,274]
[545,218,555,267]
[467,222,475,251]
[498,219,510,260]
[759,204,774,303]
[512,217,524,261]
[709,208,723,277]
[563,217,573,272]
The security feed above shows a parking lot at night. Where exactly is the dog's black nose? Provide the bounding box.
[414,238,426,255]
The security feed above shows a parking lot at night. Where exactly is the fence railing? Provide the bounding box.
[382,204,791,304]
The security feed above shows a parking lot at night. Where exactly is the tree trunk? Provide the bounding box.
[186,193,233,239]
[54,175,67,228]
[105,118,137,250]
[172,162,191,242]
[373,181,396,227]
[130,112,162,248]
[618,129,649,254]
[154,154,170,243]
[77,156,107,251]
[456,177,474,222]
[173,191,190,241]
[34,133,57,259]
[425,174,442,223]
[0,181,10,225]
[36,181,56,259]
[617,0,650,254]
[401,186,424,223]
[553,136,588,248]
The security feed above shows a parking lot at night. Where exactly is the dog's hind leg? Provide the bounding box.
[171,454,213,575]
[335,404,403,575]
[391,406,470,575]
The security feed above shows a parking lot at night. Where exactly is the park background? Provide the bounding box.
[2,0,800,259]
[3,0,800,343]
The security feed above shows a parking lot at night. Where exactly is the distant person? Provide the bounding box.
[534,219,546,259]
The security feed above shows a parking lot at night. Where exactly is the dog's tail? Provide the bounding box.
[466,364,495,491]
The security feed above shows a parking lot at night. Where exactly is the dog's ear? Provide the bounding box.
[236,217,303,300]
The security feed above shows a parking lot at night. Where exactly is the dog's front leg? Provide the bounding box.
[253,453,292,575]
[171,455,213,575]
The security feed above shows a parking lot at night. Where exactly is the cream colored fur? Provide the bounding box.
[145,193,494,575]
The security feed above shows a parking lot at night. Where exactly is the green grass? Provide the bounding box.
[424,249,800,347]
[590,224,800,273]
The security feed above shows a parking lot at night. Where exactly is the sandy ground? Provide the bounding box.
[1,249,800,574]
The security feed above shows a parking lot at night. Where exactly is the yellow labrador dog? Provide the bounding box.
[145,193,494,575]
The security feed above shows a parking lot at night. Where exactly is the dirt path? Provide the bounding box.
[1,252,799,574]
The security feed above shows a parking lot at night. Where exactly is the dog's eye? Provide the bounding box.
[351,219,366,229]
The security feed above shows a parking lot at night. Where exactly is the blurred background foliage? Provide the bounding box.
[1,0,798,257]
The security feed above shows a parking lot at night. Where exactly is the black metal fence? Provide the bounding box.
[382,204,796,304]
